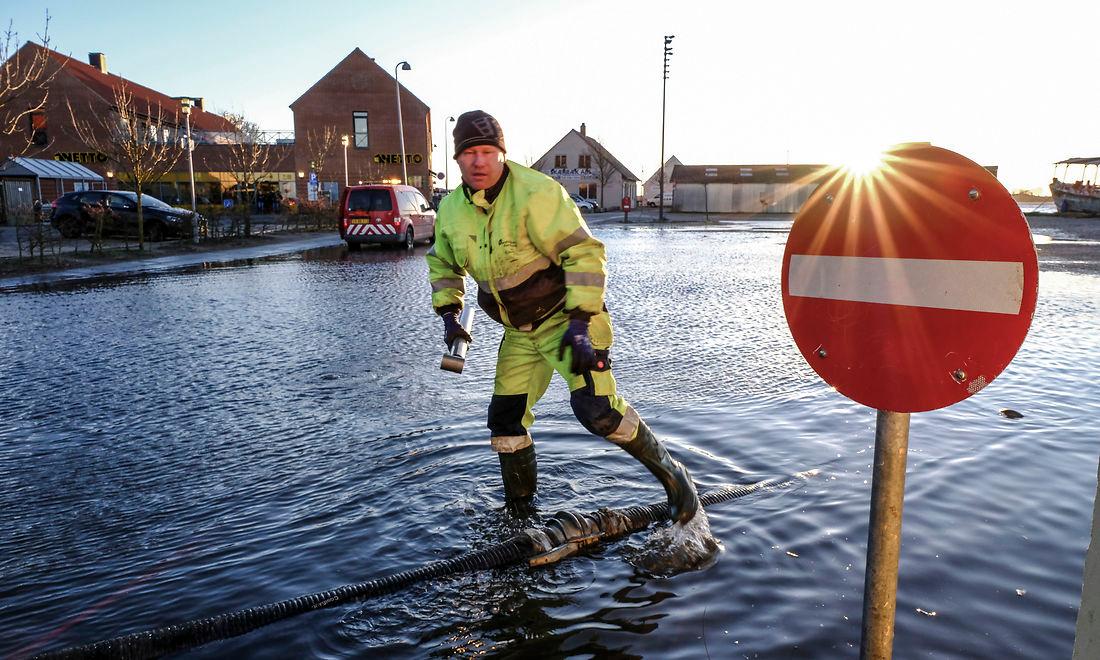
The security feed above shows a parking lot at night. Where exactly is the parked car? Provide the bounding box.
[646,191,674,207]
[338,184,436,250]
[570,193,602,213]
[49,190,200,241]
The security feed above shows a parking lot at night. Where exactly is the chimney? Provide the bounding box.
[194,98,204,112]
[580,122,586,136]
[88,52,107,74]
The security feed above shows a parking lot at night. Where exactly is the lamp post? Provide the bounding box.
[659,35,674,223]
[394,60,411,184]
[341,134,349,188]
[444,115,455,191]
[105,169,113,191]
[179,97,198,243]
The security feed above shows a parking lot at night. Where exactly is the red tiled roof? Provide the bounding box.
[30,43,235,132]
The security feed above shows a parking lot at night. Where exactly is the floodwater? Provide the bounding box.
[1,221,1098,658]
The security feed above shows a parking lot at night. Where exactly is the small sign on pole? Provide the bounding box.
[781,143,1038,658]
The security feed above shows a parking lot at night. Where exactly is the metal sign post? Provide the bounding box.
[781,143,1039,659]
[860,410,910,660]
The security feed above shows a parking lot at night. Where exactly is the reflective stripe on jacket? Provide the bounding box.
[426,161,606,330]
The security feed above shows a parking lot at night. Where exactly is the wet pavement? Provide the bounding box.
[2,221,1099,658]
[0,232,342,291]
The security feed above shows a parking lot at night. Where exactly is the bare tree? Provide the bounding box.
[0,12,59,154]
[68,83,183,250]
[587,138,617,210]
[219,112,273,237]
[352,157,388,185]
[305,125,338,201]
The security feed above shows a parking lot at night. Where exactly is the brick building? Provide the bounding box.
[0,43,247,211]
[0,43,434,219]
[290,48,433,201]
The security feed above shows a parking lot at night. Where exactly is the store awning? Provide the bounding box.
[1054,157,1100,166]
[0,157,104,180]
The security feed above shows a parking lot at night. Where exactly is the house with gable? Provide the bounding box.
[289,48,433,201]
[532,123,639,211]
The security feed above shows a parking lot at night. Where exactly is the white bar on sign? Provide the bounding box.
[788,255,1024,315]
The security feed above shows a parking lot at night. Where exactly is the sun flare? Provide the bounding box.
[839,149,886,178]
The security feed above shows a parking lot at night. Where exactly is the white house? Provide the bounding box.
[642,155,681,206]
[532,124,639,211]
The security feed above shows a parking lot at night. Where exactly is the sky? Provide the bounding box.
[7,0,1100,193]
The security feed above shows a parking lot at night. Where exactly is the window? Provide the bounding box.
[353,111,369,148]
[108,193,135,209]
[579,183,597,198]
[30,111,47,145]
[578,154,591,169]
[348,189,392,212]
[554,155,567,168]
[398,191,420,214]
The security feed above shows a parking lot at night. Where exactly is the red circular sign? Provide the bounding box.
[782,143,1038,412]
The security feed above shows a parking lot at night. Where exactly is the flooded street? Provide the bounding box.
[2,222,1099,658]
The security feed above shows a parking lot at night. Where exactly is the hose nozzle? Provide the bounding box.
[441,306,475,373]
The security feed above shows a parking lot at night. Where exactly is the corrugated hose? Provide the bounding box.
[34,470,818,659]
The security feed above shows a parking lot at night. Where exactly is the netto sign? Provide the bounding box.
[54,152,109,164]
[373,153,423,165]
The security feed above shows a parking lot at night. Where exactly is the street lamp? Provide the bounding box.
[394,60,411,184]
[105,169,113,191]
[659,35,674,222]
[179,97,198,243]
[341,134,349,188]
[444,115,455,191]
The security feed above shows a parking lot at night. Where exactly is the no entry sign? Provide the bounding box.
[782,143,1038,413]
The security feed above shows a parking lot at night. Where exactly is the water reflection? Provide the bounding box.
[1,224,1098,659]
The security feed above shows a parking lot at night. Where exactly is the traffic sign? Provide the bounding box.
[782,143,1038,413]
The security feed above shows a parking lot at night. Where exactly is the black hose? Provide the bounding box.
[36,538,534,660]
[35,470,816,659]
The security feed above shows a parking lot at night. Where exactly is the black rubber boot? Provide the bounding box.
[498,444,537,509]
[621,421,700,525]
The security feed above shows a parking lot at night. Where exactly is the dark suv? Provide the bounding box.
[50,190,200,241]
[338,184,435,250]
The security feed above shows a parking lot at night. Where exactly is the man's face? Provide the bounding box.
[457,145,505,191]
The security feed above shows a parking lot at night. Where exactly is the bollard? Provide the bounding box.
[860,409,911,660]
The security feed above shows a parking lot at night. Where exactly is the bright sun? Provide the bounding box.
[839,148,886,177]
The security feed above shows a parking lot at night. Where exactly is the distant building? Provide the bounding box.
[670,163,830,213]
[642,155,681,206]
[0,43,249,209]
[0,44,436,217]
[290,48,433,201]
[532,123,639,210]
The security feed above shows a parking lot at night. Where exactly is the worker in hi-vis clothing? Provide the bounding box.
[426,110,699,525]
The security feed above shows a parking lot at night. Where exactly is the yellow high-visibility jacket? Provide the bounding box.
[426,161,606,331]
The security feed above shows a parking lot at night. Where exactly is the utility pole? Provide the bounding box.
[659,35,674,222]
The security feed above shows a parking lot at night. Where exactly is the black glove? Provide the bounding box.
[442,311,472,349]
[558,317,597,374]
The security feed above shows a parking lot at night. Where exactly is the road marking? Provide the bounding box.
[788,255,1024,315]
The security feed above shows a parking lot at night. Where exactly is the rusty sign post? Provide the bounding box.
[861,410,910,659]
[782,143,1039,658]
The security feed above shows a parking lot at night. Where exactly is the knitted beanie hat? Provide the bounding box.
[453,110,506,157]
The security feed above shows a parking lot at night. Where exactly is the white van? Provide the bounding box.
[646,191,673,207]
